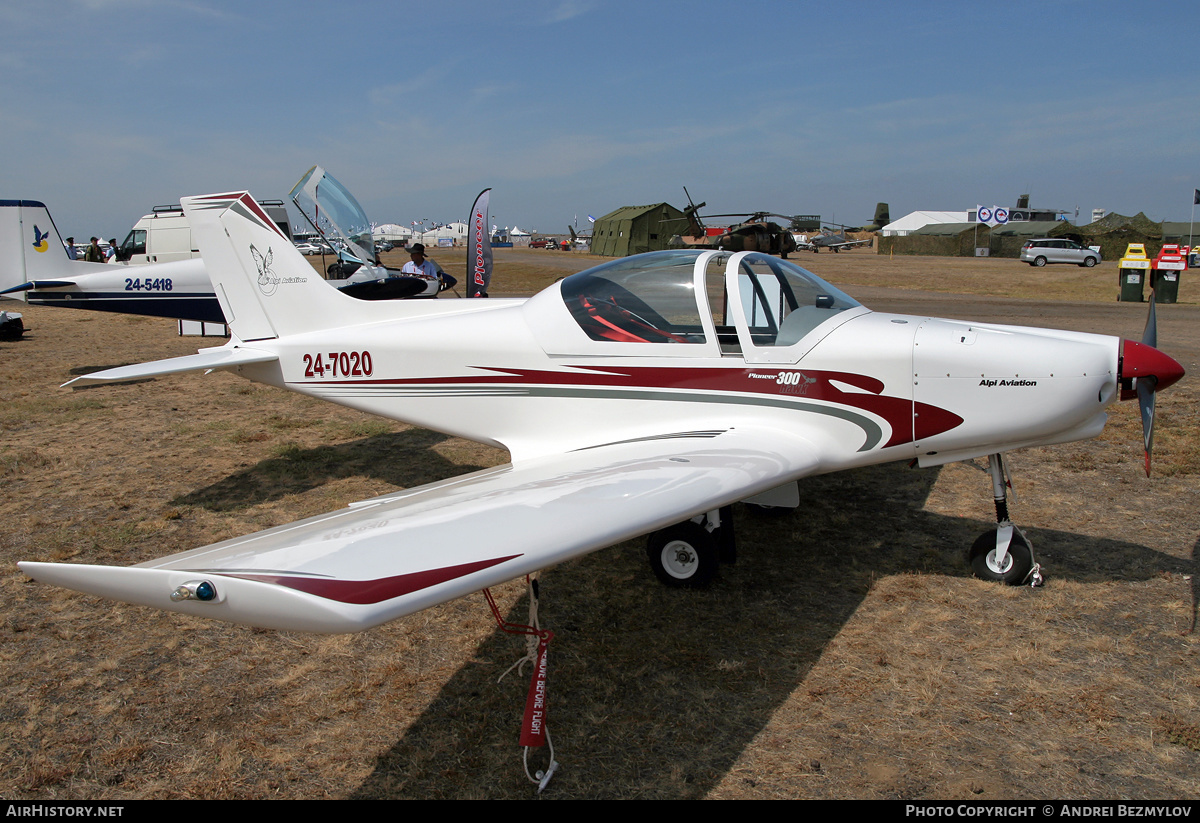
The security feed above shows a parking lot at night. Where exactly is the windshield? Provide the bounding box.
[734,253,860,347]
[289,166,375,265]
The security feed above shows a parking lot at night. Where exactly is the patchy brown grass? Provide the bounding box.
[1,249,1198,799]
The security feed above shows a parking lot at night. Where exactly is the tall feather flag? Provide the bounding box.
[468,188,492,298]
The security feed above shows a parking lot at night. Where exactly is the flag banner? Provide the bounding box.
[467,188,492,298]
[976,205,1007,226]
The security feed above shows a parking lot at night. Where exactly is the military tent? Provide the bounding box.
[590,203,686,257]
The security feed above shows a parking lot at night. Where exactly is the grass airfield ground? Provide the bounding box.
[1,247,1198,799]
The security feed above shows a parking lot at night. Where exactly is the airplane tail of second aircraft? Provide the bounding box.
[0,200,110,297]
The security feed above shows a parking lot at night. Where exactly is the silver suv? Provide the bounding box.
[1020,238,1100,267]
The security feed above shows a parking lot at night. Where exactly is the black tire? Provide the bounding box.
[646,522,719,588]
[968,531,1033,585]
[1033,256,1047,267]
[1083,257,1097,268]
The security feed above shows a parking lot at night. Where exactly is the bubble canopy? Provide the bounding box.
[290,166,375,265]
[560,250,860,348]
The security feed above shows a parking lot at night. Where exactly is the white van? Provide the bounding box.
[112,199,291,335]
[117,200,292,265]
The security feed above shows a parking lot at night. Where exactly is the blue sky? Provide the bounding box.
[3,0,1199,241]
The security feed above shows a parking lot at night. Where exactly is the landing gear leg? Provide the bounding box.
[967,453,1043,586]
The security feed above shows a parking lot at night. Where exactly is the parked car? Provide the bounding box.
[294,242,321,255]
[1020,238,1100,267]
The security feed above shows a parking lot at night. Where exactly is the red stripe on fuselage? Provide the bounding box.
[302,365,964,447]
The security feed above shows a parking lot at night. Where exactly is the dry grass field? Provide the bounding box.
[1,247,1197,799]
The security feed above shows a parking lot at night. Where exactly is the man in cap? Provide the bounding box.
[84,237,104,263]
[400,243,440,283]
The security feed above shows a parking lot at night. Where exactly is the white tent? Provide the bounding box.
[413,222,469,246]
[374,224,413,242]
[880,211,969,237]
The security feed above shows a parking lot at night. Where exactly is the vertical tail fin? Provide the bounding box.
[183,192,373,340]
[0,200,105,297]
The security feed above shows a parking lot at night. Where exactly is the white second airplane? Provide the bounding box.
[20,192,1185,634]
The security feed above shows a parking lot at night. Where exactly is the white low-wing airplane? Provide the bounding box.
[1,176,449,325]
[20,191,1185,634]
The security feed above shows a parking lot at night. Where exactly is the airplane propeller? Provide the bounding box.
[1136,365,1157,476]
[1142,288,1158,349]
[1119,291,1184,476]
[1137,292,1160,477]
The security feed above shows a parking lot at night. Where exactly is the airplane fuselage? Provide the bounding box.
[234,278,1119,478]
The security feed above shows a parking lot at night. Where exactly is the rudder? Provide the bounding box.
[0,200,105,296]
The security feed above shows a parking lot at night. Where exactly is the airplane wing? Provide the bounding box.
[21,427,820,634]
[825,239,872,250]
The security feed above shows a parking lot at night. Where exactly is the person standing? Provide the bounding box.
[65,237,78,260]
[84,237,104,263]
[401,243,439,282]
[105,238,118,262]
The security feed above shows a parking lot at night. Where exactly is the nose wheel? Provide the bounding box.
[968,529,1034,584]
[969,454,1043,586]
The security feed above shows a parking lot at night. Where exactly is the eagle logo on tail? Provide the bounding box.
[251,244,278,296]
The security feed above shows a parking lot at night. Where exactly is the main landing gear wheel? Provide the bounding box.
[968,530,1033,585]
[646,522,718,588]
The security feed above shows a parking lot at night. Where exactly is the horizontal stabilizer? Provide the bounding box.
[63,345,277,387]
[1,279,78,294]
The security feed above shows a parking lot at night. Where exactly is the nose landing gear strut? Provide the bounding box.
[968,453,1043,586]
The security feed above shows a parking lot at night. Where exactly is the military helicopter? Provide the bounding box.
[668,188,812,258]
